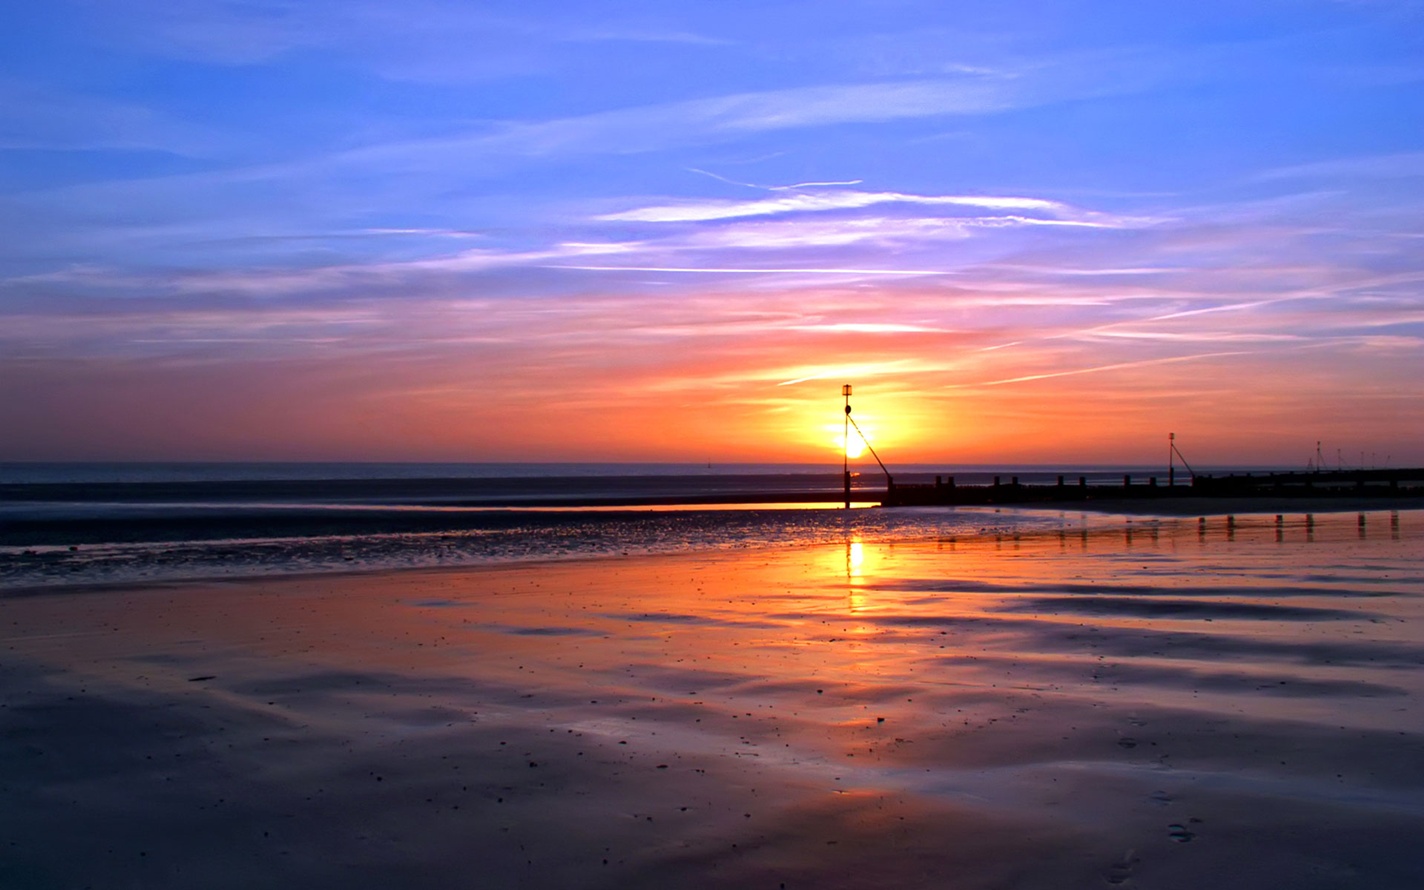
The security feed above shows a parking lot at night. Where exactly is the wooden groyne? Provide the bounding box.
[880,468,1424,507]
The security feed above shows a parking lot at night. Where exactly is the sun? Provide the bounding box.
[830,429,867,459]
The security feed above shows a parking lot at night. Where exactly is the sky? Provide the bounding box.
[2,0,1422,466]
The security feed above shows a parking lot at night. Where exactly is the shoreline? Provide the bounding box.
[5,501,1421,597]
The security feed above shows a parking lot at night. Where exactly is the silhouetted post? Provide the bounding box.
[842,384,852,509]
[1169,432,1175,488]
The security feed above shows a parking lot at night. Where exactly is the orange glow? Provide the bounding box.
[4,285,1421,464]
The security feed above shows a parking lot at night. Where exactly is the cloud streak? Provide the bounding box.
[945,351,1255,388]
[598,189,1074,222]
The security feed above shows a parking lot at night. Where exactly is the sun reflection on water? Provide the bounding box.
[847,540,864,576]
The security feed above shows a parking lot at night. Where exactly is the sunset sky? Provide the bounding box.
[3,1,1422,465]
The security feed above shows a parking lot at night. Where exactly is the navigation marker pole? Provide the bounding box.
[1169,432,1175,489]
[843,384,852,509]
[1169,434,1196,484]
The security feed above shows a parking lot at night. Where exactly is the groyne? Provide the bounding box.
[881,468,1424,507]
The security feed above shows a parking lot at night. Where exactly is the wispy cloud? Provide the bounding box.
[598,189,1072,222]
[547,264,949,276]
[985,264,1185,277]
[775,361,933,387]
[349,75,1026,162]
[1254,151,1424,182]
[785,322,954,334]
[686,168,864,190]
[0,78,218,154]
[561,28,731,47]
[1082,330,1303,343]
[946,351,1254,388]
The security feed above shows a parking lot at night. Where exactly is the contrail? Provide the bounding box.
[948,351,1250,388]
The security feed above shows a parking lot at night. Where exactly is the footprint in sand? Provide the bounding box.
[1104,850,1139,884]
[1167,823,1196,843]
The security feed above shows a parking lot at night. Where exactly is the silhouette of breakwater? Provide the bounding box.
[882,467,1424,507]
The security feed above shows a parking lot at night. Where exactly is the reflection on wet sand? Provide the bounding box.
[1,510,1422,888]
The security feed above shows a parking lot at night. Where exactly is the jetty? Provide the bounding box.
[835,384,1422,509]
[879,467,1424,507]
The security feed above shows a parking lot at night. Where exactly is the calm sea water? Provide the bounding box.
[0,460,1225,488]
[0,461,1273,590]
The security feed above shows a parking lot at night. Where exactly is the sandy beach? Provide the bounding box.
[3,509,1422,889]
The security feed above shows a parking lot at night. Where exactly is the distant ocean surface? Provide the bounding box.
[0,461,1255,590]
[0,461,1207,488]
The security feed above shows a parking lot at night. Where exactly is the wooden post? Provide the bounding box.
[1169,432,1175,488]
[842,384,852,509]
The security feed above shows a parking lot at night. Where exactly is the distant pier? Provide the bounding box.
[880,467,1424,507]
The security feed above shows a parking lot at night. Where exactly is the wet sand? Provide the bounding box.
[3,510,1422,888]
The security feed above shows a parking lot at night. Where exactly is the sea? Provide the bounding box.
[0,461,1265,590]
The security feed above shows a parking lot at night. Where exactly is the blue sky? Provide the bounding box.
[2,0,1422,463]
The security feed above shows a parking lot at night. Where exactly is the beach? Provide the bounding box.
[3,508,1422,888]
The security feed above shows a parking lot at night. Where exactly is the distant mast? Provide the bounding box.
[1169,432,1175,488]
[840,384,893,508]
[842,384,852,509]
[1169,433,1195,485]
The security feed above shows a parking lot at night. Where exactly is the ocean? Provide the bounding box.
[0,461,1195,590]
[0,458,1321,589]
